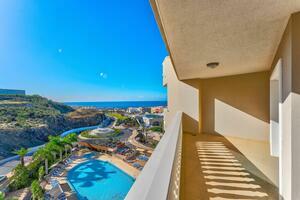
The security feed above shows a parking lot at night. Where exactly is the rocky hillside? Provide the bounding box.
[0,95,108,159]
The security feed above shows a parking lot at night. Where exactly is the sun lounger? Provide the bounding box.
[44,192,51,200]
[58,192,67,200]
[50,179,59,188]
[46,182,66,200]
[0,175,7,183]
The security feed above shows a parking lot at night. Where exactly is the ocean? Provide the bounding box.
[64,101,167,109]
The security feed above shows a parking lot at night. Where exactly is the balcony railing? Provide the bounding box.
[125,112,182,200]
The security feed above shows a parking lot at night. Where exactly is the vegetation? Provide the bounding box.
[9,164,30,191]
[63,133,78,144]
[107,112,138,126]
[38,166,45,181]
[27,159,43,180]
[0,192,4,200]
[113,128,121,135]
[116,117,138,127]
[33,148,52,166]
[8,133,78,192]
[13,148,29,166]
[0,95,106,160]
[138,131,159,148]
[148,126,163,133]
[31,180,44,200]
[149,140,159,148]
[0,95,73,128]
[107,112,128,120]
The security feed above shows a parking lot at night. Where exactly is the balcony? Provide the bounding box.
[125,112,279,200]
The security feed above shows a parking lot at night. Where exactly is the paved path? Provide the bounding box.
[0,156,32,176]
[128,130,153,151]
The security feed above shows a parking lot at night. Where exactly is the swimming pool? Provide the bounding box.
[67,158,135,200]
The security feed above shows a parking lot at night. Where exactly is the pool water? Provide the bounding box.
[67,159,135,200]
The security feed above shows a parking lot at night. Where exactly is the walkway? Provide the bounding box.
[128,130,153,151]
[180,133,279,200]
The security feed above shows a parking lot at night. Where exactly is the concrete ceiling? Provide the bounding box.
[151,0,300,80]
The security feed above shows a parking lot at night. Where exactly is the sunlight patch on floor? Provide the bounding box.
[196,141,269,199]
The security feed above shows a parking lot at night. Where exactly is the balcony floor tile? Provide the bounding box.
[180,132,279,200]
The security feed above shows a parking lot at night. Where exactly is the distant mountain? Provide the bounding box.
[0,95,108,159]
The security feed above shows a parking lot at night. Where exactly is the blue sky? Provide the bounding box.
[0,0,168,102]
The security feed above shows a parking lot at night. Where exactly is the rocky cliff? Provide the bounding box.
[0,95,108,159]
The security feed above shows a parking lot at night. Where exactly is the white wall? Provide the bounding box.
[280,93,292,199]
[270,60,282,157]
[280,92,300,200]
[214,99,269,141]
[163,56,199,134]
[291,93,300,200]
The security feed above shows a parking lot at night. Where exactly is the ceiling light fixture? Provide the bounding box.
[206,62,219,69]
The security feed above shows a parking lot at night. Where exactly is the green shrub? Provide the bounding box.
[107,112,128,120]
[38,166,45,181]
[27,159,42,179]
[9,164,30,191]
[112,128,122,136]
[149,126,162,132]
[0,94,74,128]
[63,133,78,144]
[0,192,4,200]
[31,180,44,200]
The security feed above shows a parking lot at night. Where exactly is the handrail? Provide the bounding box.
[125,112,182,200]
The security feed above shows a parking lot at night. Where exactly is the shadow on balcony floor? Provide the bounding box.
[180,132,279,200]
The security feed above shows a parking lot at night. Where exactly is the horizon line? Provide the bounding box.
[63,100,167,103]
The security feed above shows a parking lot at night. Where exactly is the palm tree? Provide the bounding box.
[64,144,72,157]
[142,126,148,143]
[13,148,28,166]
[48,136,65,160]
[63,134,78,156]
[45,142,61,161]
[34,148,51,174]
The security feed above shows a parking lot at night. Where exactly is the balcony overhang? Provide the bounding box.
[150,0,300,80]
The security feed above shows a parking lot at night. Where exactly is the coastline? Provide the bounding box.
[64,100,167,109]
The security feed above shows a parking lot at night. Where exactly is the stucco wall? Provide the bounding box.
[197,72,278,185]
[200,72,270,140]
[269,12,300,200]
[163,56,199,134]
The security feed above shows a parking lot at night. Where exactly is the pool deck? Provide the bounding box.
[45,151,139,199]
[97,154,140,178]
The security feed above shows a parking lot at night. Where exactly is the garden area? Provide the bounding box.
[148,125,164,133]
[1,133,77,200]
[107,112,139,127]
